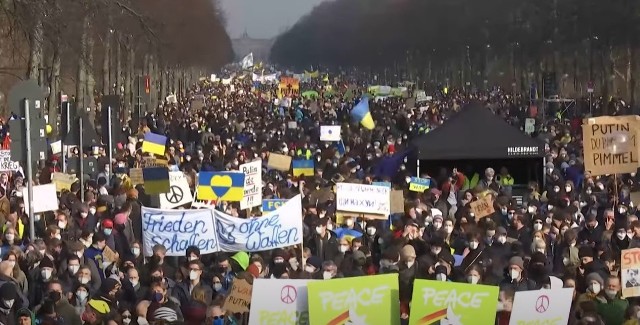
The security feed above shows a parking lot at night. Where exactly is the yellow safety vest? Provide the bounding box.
[463,173,480,191]
[498,174,515,186]
[3,219,24,239]
[296,148,312,160]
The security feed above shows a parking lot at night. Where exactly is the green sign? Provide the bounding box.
[308,274,400,325]
[409,279,498,325]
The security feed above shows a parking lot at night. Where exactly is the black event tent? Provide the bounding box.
[411,104,545,186]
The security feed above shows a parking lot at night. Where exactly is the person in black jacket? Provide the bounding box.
[500,256,536,292]
[0,282,15,325]
[578,213,604,247]
[305,217,339,262]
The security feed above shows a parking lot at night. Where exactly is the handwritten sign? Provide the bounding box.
[582,115,640,176]
[336,183,390,216]
[249,279,313,325]
[215,195,302,252]
[159,172,193,209]
[470,195,495,220]
[409,177,430,192]
[622,248,640,298]
[240,159,262,210]
[141,207,218,256]
[267,153,292,172]
[102,245,118,264]
[0,150,19,172]
[262,199,287,212]
[51,172,77,192]
[129,168,144,185]
[141,156,169,168]
[224,278,253,314]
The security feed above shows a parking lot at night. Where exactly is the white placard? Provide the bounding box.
[525,118,536,134]
[249,279,313,325]
[50,141,62,155]
[416,90,428,102]
[159,171,194,209]
[23,184,58,213]
[0,150,19,172]
[336,183,391,215]
[320,125,341,141]
[215,195,302,252]
[509,288,573,325]
[141,207,218,256]
[240,159,263,210]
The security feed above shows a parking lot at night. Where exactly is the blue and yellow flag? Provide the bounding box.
[292,160,314,177]
[142,167,170,194]
[334,227,363,243]
[141,132,167,156]
[197,172,245,202]
[351,97,375,130]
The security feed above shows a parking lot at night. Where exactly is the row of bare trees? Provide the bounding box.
[0,0,233,133]
[271,0,640,104]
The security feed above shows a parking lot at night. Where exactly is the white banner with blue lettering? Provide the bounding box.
[141,207,219,257]
[215,194,303,252]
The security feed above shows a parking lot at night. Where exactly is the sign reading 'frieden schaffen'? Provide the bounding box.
[583,115,640,176]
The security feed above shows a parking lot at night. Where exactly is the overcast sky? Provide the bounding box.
[219,0,328,39]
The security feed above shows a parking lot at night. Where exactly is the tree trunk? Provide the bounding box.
[125,36,134,114]
[76,16,88,113]
[102,31,111,96]
[115,33,122,97]
[48,41,60,135]
[27,18,43,81]
[86,28,96,125]
[160,63,168,100]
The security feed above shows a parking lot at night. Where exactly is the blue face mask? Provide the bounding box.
[152,292,163,302]
[213,318,224,325]
[104,229,112,236]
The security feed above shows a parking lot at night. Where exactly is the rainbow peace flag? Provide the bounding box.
[292,160,314,177]
[142,167,170,194]
[197,172,245,202]
[351,97,375,130]
[141,132,167,156]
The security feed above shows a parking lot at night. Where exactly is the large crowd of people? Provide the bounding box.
[0,66,636,325]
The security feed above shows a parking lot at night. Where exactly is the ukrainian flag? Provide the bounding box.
[142,167,170,194]
[334,227,363,243]
[351,97,375,130]
[141,132,167,156]
[197,172,245,202]
[292,160,314,177]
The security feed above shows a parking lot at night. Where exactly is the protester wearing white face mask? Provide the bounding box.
[500,256,536,292]
[172,261,213,307]
[306,217,340,263]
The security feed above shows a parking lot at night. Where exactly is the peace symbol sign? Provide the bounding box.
[280,285,297,304]
[535,295,550,313]
[165,185,184,204]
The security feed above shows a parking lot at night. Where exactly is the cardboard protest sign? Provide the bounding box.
[240,160,262,210]
[141,156,169,168]
[224,278,252,314]
[215,195,302,252]
[267,153,292,172]
[51,172,77,192]
[470,195,495,220]
[129,168,144,185]
[509,288,573,325]
[308,274,399,325]
[622,248,640,297]
[409,279,498,325]
[141,207,218,256]
[336,183,390,216]
[582,115,640,176]
[248,279,313,325]
[102,245,118,264]
[390,190,405,214]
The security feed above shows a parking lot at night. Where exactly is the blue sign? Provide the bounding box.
[372,181,392,188]
[262,199,287,212]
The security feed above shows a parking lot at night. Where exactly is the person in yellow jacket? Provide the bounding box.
[496,167,515,196]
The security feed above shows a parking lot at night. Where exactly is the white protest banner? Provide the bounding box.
[0,150,19,172]
[249,279,313,325]
[336,183,390,216]
[524,118,536,134]
[22,184,58,213]
[509,288,573,325]
[415,90,428,102]
[240,159,262,210]
[141,207,218,256]
[215,194,302,252]
[159,171,193,209]
[320,125,341,141]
